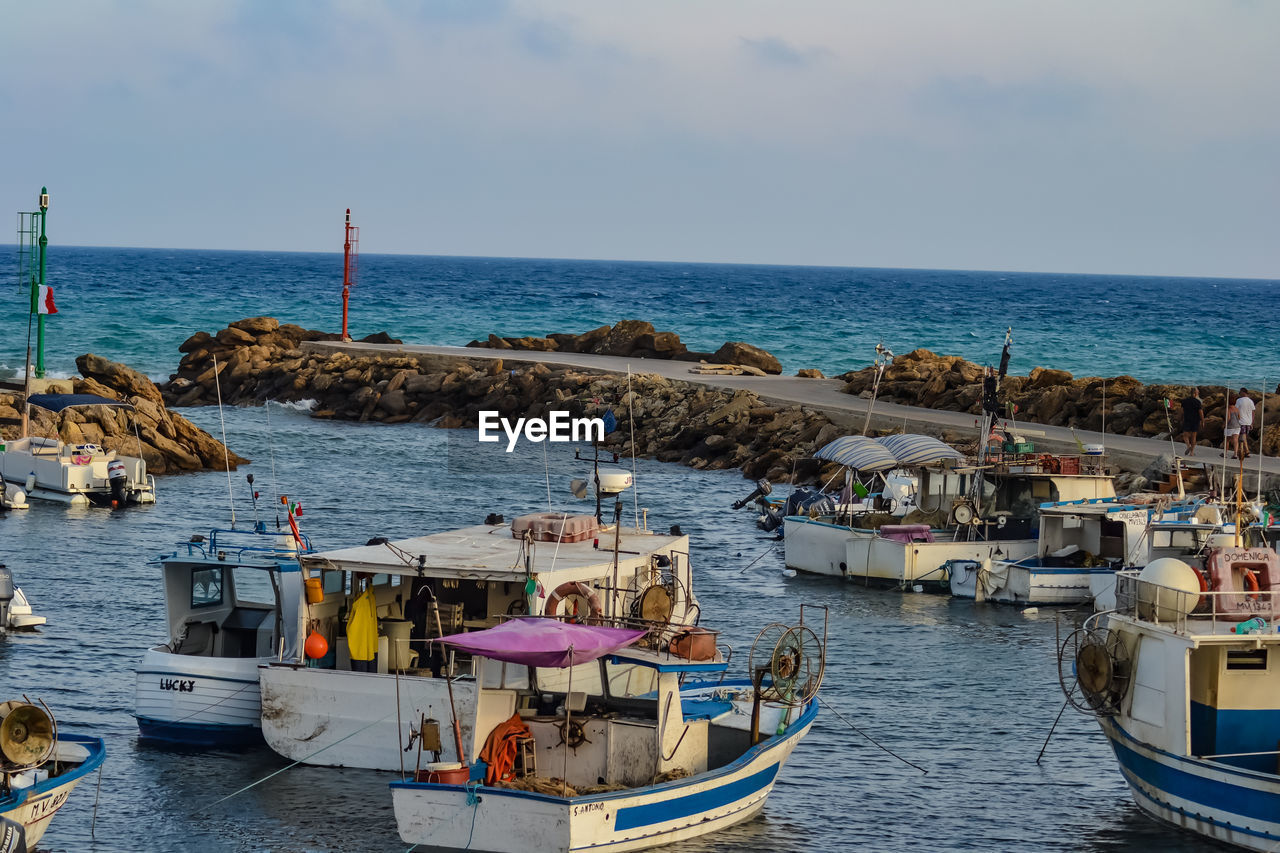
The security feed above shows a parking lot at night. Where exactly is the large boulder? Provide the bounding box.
[75,353,164,404]
[712,342,782,374]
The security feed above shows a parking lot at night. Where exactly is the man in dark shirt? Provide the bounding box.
[1181,388,1204,456]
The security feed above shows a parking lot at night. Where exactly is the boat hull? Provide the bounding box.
[784,516,1033,585]
[392,701,816,853]
[950,560,1118,605]
[259,664,479,770]
[134,648,264,745]
[0,735,105,850]
[1100,717,1280,851]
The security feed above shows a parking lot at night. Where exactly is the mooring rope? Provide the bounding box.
[738,540,780,573]
[192,708,397,814]
[817,695,928,774]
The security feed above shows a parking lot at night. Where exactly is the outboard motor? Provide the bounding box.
[0,564,13,630]
[733,479,773,511]
[107,459,128,507]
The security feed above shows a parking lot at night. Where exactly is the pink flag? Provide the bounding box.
[37,285,57,315]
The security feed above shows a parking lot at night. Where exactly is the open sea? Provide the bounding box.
[1,246,1272,852]
[1,246,1278,386]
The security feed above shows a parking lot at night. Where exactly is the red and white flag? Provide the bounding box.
[37,285,57,315]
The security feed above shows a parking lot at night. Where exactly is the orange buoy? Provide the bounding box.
[305,631,329,660]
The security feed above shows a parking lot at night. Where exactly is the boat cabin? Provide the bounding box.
[295,517,696,676]
[1111,566,1280,773]
[157,526,307,661]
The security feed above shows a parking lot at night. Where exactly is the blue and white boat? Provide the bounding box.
[950,496,1192,606]
[0,701,106,852]
[134,518,311,746]
[1060,547,1280,850]
[391,614,824,853]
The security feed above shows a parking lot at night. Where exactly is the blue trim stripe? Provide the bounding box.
[612,763,780,831]
[136,716,263,746]
[1108,725,1280,839]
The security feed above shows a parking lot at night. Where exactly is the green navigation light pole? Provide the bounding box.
[32,187,49,379]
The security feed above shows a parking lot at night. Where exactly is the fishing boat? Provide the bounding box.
[949,496,1198,606]
[258,472,704,772]
[0,700,106,851]
[1058,543,1280,849]
[391,610,824,853]
[134,506,310,746]
[0,394,156,507]
[784,433,1115,587]
[0,564,45,633]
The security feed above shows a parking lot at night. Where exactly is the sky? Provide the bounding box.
[1,1,1277,278]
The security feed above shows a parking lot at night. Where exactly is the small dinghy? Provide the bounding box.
[0,700,106,852]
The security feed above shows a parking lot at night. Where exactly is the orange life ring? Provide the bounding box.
[1243,569,1260,600]
[544,581,601,624]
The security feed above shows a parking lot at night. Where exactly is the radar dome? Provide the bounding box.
[596,469,633,495]
[1137,558,1200,622]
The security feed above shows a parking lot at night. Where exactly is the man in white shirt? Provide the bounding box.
[1235,388,1256,459]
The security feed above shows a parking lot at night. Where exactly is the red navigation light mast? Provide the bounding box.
[341,208,359,342]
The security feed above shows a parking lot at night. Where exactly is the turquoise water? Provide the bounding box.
[3,245,1277,386]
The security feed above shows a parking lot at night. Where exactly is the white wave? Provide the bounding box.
[268,398,317,413]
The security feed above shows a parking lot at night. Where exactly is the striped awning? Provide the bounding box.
[813,436,899,472]
[876,434,964,467]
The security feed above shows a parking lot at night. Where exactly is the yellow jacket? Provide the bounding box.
[347,588,378,661]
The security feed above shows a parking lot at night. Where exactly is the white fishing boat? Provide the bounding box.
[259,474,703,772]
[0,700,106,852]
[785,435,1114,587]
[1058,545,1280,850]
[391,611,824,853]
[134,511,310,746]
[0,393,156,507]
[950,496,1189,606]
[0,565,45,632]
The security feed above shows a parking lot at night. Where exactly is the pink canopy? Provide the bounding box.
[435,618,647,668]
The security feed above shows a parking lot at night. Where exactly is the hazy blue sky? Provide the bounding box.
[2,1,1277,277]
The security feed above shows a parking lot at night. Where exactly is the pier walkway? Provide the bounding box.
[306,341,1280,488]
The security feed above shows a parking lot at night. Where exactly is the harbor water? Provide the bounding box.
[0,247,1254,851]
[2,405,1212,852]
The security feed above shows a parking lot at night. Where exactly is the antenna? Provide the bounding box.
[341,208,359,343]
[212,354,235,527]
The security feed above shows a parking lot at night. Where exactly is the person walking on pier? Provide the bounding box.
[1180,388,1204,457]
[1235,388,1255,459]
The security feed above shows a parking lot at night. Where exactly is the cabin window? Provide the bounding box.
[322,570,344,595]
[232,567,276,607]
[1226,649,1268,671]
[604,661,660,699]
[535,661,604,697]
[191,568,224,608]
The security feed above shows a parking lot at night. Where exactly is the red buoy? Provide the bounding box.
[305,631,329,660]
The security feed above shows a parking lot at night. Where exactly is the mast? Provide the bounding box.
[968,328,1012,533]
[34,188,49,378]
[341,208,359,343]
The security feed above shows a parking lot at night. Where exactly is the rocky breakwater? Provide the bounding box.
[467,320,784,375]
[840,349,1280,456]
[0,354,247,474]
[163,318,870,483]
